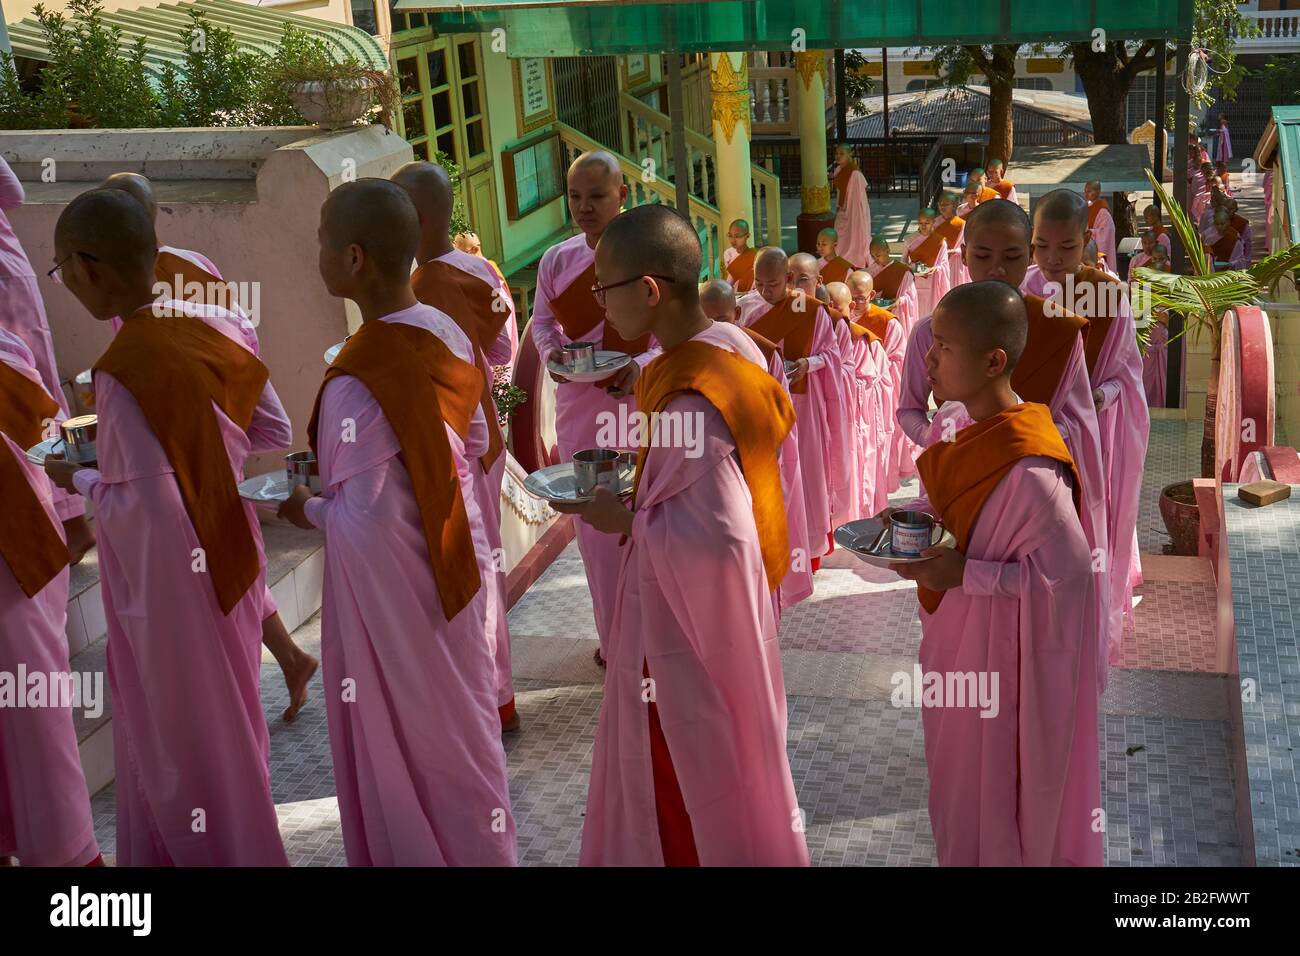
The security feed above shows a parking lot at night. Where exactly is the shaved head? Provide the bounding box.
[1034,188,1089,234]
[320,178,419,281]
[100,171,157,223]
[754,246,788,277]
[597,204,701,298]
[56,187,157,274]
[391,161,454,235]
[965,196,1031,244]
[935,281,1028,370]
[826,281,851,313]
[847,269,874,296]
[789,252,818,272]
[700,278,736,310]
[819,227,838,241]
[569,149,622,183]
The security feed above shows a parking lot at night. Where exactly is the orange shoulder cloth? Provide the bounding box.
[0,363,68,597]
[855,303,895,342]
[1087,198,1111,230]
[991,179,1015,199]
[96,308,269,615]
[726,248,757,293]
[747,292,817,393]
[872,261,909,299]
[309,319,485,620]
[1069,265,1125,377]
[154,249,243,313]
[550,258,652,356]
[914,402,1081,613]
[633,340,795,591]
[1014,293,1089,405]
[908,232,945,267]
[935,216,965,247]
[819,256,852,286]
[411,259,508,471]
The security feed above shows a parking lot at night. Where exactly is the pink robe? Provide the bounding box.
[1126,251,1152,281]
[432,248,519,714]
[850,331,890,517]
[0,330,99,867]
[1022,265,1147,673]
[302,303,515,866]
[531,234,659,656]
[0,157,84,523]
[739,296,844,557]
[1202,226,1248,270]
[901,310,1112,689]
[580,324,809,867]
[905,235,952,318]
[1143,319,1168,407]
[907,457,1103,866]
[834,165,872,268]
[72,299,291,866]
[860,292,914,490]
[1088,204,1117,274]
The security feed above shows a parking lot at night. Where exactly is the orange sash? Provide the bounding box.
[739,326,781,363]
[1067,265,1124,378]
[976,185,999,204]
[907,232,945,267]
[1086,198,1110,231]
[833,161,859,208]
[154,249,242,313]
[914,402,1081,613]
[1230,214,1249,235]
[633,341,795,591]
[748,292,817,394]
[828,306,877,343]
[1014,294,1089,406]
[991,179,1015,200]
[935,216,965,249]
[726,248,757,293]
[0,363,69,597]
[411,259,508,471]
[1210,226,1240,263]
[309,319,484,620]
[854,304,895,342]
[872,261,910,300]
[550,260,652,356]
[96,308,268,615]
[819,256,852,287]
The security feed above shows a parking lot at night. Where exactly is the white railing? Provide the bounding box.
[1233,11,1300,47]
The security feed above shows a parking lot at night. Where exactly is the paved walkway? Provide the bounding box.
[87,419,1240,866]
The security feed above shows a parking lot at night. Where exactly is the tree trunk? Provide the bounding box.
[986,71,1014,164]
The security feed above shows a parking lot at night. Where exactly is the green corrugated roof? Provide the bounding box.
[6,0,388,84]
[1269,106,1300,247]
[393,0,1194,56]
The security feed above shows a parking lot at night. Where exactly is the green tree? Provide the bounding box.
[926,44,1029,163]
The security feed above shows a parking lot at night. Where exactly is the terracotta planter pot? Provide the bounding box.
[1159,480,1201,556]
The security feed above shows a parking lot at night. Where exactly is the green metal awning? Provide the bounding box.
[5,0,388,84]
[393,0,1194,56]
[1259,106,1300,247]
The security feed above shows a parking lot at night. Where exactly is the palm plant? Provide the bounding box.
[1131,167,1300,478]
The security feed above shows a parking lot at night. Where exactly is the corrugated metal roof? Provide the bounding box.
[6,0,388,84]
[847,85,1094,146]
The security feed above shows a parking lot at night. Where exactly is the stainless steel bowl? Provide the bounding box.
[285,451,321,494]
[61,414,97,464]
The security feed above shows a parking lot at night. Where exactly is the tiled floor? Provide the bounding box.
[87,426,1243,868]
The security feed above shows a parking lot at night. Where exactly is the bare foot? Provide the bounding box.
[62,515,95,565]
[281,652,319,722]
[593,647,606,668]
[501,712,521,733]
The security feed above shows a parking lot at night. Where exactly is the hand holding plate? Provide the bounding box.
[604,358,640,397]
[278,483,316,529]
[891,545,965,590]
[43,452,84,493]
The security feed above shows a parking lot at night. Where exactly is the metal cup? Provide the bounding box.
[889,510,935,557]
[573,448,620,498]
[285,451,321,494]
[563,342,597,374]
[61,414,97,464]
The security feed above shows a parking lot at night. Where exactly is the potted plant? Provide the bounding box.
[1132,167,1300,554]
[270,39,396,131]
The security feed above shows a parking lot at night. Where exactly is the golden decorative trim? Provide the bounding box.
[794,52,827,92]
[710,53,751,144]
[801,183,831,215]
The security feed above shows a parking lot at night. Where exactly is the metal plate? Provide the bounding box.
[324,339,347,364]
[545,350,631,383]
[834,517,956,569]
[238,471,294,504]
[523,453,636,504]
[26,437,96,468]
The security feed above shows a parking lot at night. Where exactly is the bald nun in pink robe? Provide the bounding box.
[561,204,809,866]
[1022,250,1148,672]
[280,181,514,866]
[0,329,100,867]
[891,282,1102,866]
[0,155,88,533]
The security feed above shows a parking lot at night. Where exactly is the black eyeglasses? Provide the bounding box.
[591,274,676,307]
[48,251,101,284]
